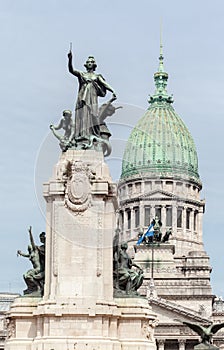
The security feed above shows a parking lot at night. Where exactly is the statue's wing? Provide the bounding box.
[183,322,204,337]
[211,323,224,334]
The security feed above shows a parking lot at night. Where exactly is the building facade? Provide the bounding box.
[118,43,224,349]
[0,294,19,350]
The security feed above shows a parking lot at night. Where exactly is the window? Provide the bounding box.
[166,207,172,227]
[127,209,131,229]
[155,206,161,220]
[119,211,124,230]
[177,207,182,228]
[144,206,151,226]
[186,209,191,229]
[194,211,198,231]
[134,207,140,227]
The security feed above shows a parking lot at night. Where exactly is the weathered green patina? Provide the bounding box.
[121,43,200,184]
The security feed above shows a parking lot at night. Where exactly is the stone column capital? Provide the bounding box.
[178,338,186,350]
[157,338,165,350]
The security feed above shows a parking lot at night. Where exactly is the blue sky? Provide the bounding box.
[0,0,224,296]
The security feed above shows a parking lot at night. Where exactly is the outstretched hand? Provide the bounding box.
[17,250,21,256]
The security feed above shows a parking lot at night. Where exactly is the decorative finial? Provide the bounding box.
[148,25,174,107]
[159,20,164,72]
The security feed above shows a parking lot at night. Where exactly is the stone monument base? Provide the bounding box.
[5,150,157,350]
[5,297,157,350]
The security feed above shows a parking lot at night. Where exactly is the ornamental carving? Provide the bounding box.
[142,319,158,341]
[55,159,72,180]
[65,161,95,212]
[6,318,16,339]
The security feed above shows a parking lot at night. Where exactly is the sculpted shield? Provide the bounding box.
[65,161,92,212]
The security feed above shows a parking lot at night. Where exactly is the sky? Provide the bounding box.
[0,0,224,296]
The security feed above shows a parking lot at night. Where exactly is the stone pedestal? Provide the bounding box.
[5,150,157,350]
[6,297,156,350]
[115,298,157,350]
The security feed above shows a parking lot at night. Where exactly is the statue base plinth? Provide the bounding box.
[5,297,157,350]
[5,150,157,350]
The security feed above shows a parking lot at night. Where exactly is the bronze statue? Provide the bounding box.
[114,241,144,296]
[17,227,45,297]
[50,50,118,156]
[183,321,224,345]
[162,227,172,243]
[151,216,162,242]
[68,51,116,143]
[50,110,74,152]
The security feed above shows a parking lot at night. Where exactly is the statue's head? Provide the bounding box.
[27,245,32,253]
[63,110,72,118]
[84,56,97,71]
[39,232,46,244]
[120,242,128,250]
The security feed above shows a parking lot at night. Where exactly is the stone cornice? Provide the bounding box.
[119,189,204,208]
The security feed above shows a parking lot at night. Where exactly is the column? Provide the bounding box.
[190,209,194,238]
[198,206,204,243]
[161,205,166,228]
[139,201,144,228]
[183,206,187,236]
[157,339,165,350]
[172,205,177,231]
[123,208,128,233]
[151,205,155,220]
[178,339,186,350]
[130,205,134,237]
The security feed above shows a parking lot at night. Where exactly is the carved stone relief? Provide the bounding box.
[65,161,95,212]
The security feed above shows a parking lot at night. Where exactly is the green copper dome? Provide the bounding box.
[121,44,200,184]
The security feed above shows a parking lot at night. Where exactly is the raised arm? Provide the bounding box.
[28,226,36,251]
[67,51,81,77]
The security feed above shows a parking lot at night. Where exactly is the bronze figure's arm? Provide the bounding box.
[17,250,29,258]
[28,226,36,251]
[67,51,81,77]
[50,119,63,131]
[98,75,116,98]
